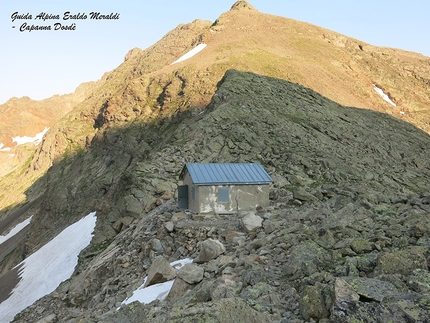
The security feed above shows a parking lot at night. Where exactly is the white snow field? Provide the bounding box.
[170,44,207,65]
[0,212,97,323]
[0,216,32,246]
[0,143,11,151]
[12,127,50,146]
[373,85,396,106]
[121,258,193,306]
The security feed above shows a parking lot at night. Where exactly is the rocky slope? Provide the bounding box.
[5,69,430,322]
[0,80,102,147]
[0,79,105,188]
[1,0,430,211]
[0,1,430,322]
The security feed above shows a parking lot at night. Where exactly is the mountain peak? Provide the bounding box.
[230,0,257,11]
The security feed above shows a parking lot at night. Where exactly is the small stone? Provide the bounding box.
[35,314,57,323]
[225,231,245,243]
[293,188,315,201]
[149,238,164,252]
[165,221,175,232]
[171,212,188,222]
[350,238,373,254]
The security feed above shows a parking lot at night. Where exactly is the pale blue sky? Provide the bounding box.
[1,0,429,104]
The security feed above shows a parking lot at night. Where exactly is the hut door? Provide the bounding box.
[178,185,188,209]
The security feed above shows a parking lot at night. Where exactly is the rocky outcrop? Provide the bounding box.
[230,0,257,11]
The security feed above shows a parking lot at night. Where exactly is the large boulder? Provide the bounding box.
[177,263,204,284]
[194,238,226,263]
[330,277,430,322]
[284,241,332,278]
[165,277,193,303]
[240,212,263,232]
[375,247,428,276]
[350,238,373,254]
[299,283,329,320]
[144,256,177,287]
[342,277,398,302]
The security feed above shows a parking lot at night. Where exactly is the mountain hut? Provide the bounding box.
[178,163,273,214]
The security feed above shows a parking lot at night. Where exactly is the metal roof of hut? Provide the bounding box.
[179,163,273,186]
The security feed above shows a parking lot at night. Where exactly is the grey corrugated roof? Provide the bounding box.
[180,163,273,185]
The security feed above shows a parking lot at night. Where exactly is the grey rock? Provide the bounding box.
[215,255,237,271]
[124,194,144,216]
[149,238,164,252]
[293,188,315,202]
[165,277,193,303]
[240,212,263,232]
[313,228,336,249]
[194,238,226,263]
[284,241,331,278]
[177,263,204,284]
[408,268,430,293]
[35,314,57,323]
[343,276,398,302]
[299,283,329,320]
[170,211,188,222]
[164,221,174,232]
[225,230,245,243]
[331,279,430,323]
[144,256,177,287]
[350,238,373,254]
[404,214,430,238]
[211,277,243,300]
[375,247,428,275]
[242,269,263,286]
[185,280,213,304]
[331,277,360,319]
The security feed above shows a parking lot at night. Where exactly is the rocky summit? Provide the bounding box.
[0,1,430,322]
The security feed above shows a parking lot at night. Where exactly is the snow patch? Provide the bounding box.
[373,85,396,106]
[0,216,32,246]
[12,127,50,146]
[171,44,207,65]
[0,143,12,151]
[121,258,193,306]
[0,212,97,323]
[121,279,174,305]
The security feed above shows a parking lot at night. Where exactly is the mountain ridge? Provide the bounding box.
[1,0,429,186]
